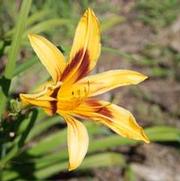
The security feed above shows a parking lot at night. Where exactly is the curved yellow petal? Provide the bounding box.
[20,92,57,116]
[19,82,61,115]
[28,33,66,82]
[20,93,55,111]
[59,70,147,98]
[73,99,150,143]
[60,8,101,83]
[64,115,89,171]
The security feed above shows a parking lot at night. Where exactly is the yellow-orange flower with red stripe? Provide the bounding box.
[20,8,149,171]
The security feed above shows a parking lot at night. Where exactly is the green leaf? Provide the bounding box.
[0,0,32,117]
[27,116,61,141]
[34,153,125,179]
[27,129,66,156]
[2,171,19,181]
[102,46,135,61]
[27,10,51,26]
[26,122,102,156]
[146,126,180,142]
[13,57,37,76]
[25,19,70,35]
[2,125,180,180]
[0,109,38,167]
[5,10,51,38]
[5,0,32,79]
[101,15,125,32]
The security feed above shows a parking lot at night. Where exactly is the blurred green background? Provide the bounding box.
[0,0,180,180]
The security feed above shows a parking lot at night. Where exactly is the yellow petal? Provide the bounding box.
[64,115,89,171]
[59,70,147,98]
[60,8,100,83]
[73,99,150,143]
[28,33,66,82]
[20,92,55,107]
[19,82,60,115]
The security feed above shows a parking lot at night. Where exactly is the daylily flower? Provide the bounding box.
[20,8,150,171]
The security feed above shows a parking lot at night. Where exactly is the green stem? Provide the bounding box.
[0,0,32,118]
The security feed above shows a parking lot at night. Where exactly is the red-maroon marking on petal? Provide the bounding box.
[97,107,112,118]
[51,87,59,98]
[86,99,102,107]
[60,49,84,81]
[86,99,113,118]
[49,101,57,115]
[49,87,59,114]
[75,51,90,81]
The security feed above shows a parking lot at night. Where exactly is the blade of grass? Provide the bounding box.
[27,125,180,157]
[102,46,135,61]
[80,152,125,169]
[2,171,19,181]
[27,130,66,155]
[5,0,32,79]
[3,126,180,180]
[5,10,51,38]
[34,126,180,170]
[101,15,125,32]
[90,126,180,152]
[34,152,125,179]
[17,109,44,134]
[24,19,70,35]
[27,10,51,26]
[146,126,180,142]
[13,57,37,76]
[0,0,32,118]
[26,122,102,156]
[27,116,61,141]
[3,152,125,180]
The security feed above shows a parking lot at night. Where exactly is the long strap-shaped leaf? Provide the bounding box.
[0,0,32,118]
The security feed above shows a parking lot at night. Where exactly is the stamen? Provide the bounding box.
[59,81,91,111]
